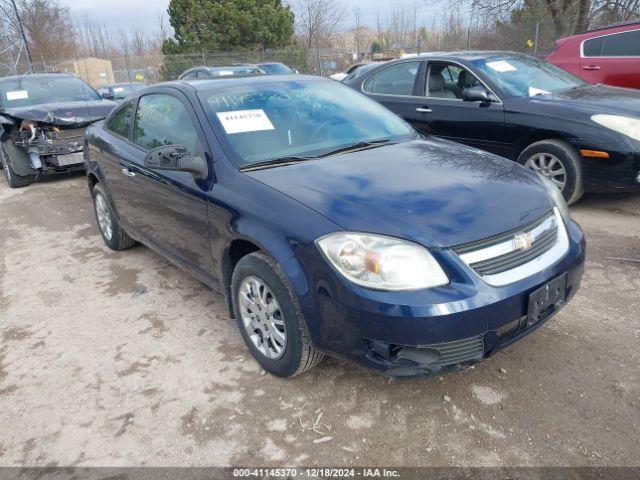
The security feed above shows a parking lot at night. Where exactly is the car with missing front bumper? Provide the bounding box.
[0,73,115,188]
[84,75,585,378]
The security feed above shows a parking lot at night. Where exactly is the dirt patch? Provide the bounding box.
[98,263,144,297]
[2,327,32,342]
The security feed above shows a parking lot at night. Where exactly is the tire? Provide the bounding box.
[231,252,324,377]
[1,146,33,188]
[91,183,136,251]
[517,139,584,205]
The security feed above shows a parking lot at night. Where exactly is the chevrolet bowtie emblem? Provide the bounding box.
[513,232,534,252]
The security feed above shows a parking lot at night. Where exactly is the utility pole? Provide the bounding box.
[534,20,540,54]
[9,0,33,73]
[354,8,360,61]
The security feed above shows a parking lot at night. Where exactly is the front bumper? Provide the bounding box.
[291,220,585,377]
[581,149,640,193]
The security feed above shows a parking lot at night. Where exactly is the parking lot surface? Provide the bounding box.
[0,174,639,467]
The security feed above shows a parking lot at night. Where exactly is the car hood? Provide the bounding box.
[520,84,640,118]
[0,99,116,126]
[245,139,554,248]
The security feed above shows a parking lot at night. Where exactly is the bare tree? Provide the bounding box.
[452,0,640,38]
[17,0,74,65]
[296,0,345,49]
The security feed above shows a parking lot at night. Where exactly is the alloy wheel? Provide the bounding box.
[524,153,567,191]
[95,193,113,241]
[238,275,287,359]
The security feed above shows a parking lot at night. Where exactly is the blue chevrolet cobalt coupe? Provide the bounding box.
[84,75,585,377]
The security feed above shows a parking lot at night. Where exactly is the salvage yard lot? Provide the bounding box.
[0,174,639,467]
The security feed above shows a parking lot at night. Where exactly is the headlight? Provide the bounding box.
[538,174,571,224]
[591,114,640,142]
[316,232,448,291]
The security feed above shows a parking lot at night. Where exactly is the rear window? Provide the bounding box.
[584,29,640,57]
[363,62,420,96]
[602,29,640,56]
[583,37,603,56]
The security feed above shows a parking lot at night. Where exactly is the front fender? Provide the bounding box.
[1,140,34,176]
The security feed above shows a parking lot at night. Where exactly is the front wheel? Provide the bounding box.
[517,139,584,205]
[231,252,324,377]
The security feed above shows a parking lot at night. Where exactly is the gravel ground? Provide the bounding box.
[0,173,638,467]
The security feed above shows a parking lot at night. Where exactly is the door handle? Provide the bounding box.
[582,65,600,71]
[415,107,432,113]
[121,168,136,177]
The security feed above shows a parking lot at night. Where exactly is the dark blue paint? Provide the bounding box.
[85,76,585,375]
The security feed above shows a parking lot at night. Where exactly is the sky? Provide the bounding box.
[59,0,443,36]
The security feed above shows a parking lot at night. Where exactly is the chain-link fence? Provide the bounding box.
[0,47,423,88]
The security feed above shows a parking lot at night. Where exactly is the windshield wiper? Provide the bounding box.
[315,139,394,158]
[239,139,395,172]
[239,155,316,172]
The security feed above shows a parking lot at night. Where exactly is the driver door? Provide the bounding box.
[123,91,214,276]
[408,61,509,157]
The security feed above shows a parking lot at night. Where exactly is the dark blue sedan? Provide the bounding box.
[84,75,585,377]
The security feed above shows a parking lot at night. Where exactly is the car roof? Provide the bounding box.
[103,82,145,87]
[0,72,77,83]
[586,19,640,33]
[166,74,332,92]
[556,20,640,42]
[408,51,530,61]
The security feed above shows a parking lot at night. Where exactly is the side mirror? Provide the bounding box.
[462,85,493,103]
[144,145,208,179]
[101,92,115,100]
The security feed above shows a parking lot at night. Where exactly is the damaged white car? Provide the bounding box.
[0,73,115,188]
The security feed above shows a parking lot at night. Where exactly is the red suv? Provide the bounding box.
[547,20,640,89]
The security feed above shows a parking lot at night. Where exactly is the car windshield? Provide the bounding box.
[110,83,144,99]
[470,55,586,98]
[199,80,416,167]
[259,64,293,75]
[0,76,101,107]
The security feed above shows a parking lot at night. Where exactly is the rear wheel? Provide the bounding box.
[1,146,33,188]
[231,252,324,377]
[91,183,136,251]
[518,139,584,204]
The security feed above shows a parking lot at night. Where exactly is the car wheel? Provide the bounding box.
[518,139,584,205]
[91,183,136,251]
[231,252,324,377]
[1,146,33,188]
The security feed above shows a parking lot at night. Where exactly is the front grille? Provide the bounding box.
[423,336,484,367]
[453,211,558,277]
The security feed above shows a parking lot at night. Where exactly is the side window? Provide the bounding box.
[426,63,480,99]
[583,37,604,57]
[133,94,200,155]
[196,70,211,79]
[363,62,420,96]
[105,101,133,138]
[602,30,640,56]
[181,71,196,80]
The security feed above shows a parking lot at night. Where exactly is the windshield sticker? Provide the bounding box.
[486,60,517,73]
[218,70,234,76]
[529,86,551,96]
[113,87,124,93]
[216,109,275,134]
[6,90,29,101]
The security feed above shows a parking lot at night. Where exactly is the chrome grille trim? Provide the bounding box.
[454,208,570,287]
